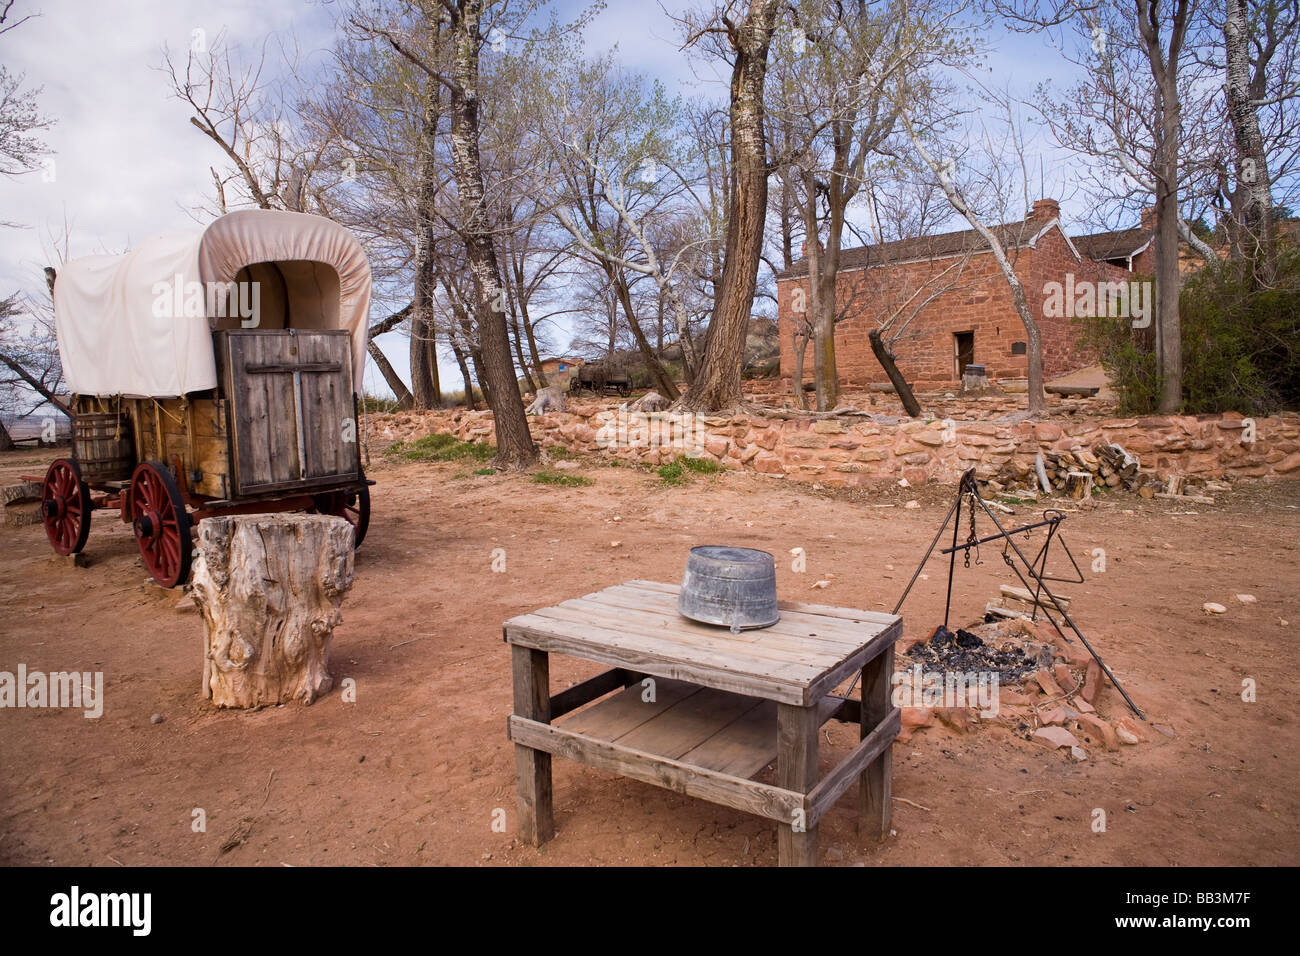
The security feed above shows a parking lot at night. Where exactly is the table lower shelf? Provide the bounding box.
[557,678,845,780]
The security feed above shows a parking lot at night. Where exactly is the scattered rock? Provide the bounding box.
[1116,716,1145,744]
[1052,662,1074,691]
[1151,723,1176,739]
[1076,713,1118,750]
[553,459,581,471]
[150,713,164,725]
[1081,659,1103,704]
[1069,746,1088,762]
[1034,669,1065,698]
[935,707,971,732]
[1234,594,1256,604]
[1040,707,1067,726]
[1033,726,1079,749]
[1202,602,1227,614]
[904,499,920,509]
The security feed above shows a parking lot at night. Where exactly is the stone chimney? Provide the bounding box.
[1027,198,1060,223]
[1139,205,1156,231]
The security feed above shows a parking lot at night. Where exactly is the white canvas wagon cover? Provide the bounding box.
[53,209,372,397]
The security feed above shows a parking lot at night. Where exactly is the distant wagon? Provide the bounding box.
[40,209,374,588]
[568,362,631,397]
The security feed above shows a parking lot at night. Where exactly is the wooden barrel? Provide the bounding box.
[73,413,134,483]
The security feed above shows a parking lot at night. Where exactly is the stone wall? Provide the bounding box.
[371,403,1300,489]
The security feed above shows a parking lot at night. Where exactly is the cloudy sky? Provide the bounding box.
[1,0,1085,400]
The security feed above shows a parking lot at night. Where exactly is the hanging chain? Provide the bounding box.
[964,491,981,568]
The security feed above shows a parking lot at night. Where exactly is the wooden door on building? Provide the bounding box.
[217,329,359,497]
[954,331,975,378]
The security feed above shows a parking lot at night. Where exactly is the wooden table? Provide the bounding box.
[504,580,902,866]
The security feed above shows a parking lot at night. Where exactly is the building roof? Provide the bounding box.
[774,217,1062,280]
[1069,226,1151,262]
[774,211,1155,281]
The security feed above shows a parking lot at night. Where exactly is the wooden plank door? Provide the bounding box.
[221,330,358,497]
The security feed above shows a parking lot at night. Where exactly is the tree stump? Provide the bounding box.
[192,513,355,708]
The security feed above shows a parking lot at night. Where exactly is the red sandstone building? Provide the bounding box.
[775,199,1154,391]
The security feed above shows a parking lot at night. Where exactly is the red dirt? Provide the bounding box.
[2,444,1297,866]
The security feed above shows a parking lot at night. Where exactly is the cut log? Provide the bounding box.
[192,513,355,708]
[2,481,43,506]
[1065,471,1094,499]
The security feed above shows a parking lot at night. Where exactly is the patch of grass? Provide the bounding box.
[532,469,594,487]
[544,445,578,461]
[680,455,725,475]
[389,432,495,463]
[472,467,497,476]
[657,454,725,485]
[657,460,687,485]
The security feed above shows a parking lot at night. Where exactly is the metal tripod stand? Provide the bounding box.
[891,468,1143,719]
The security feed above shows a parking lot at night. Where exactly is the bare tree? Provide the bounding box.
[674,0,782,412]
[768,0,970,410]
[997,0,1201,412]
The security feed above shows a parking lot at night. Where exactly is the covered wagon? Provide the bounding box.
[39,209,374,587]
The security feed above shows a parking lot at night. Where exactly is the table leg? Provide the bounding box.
[777,702,819,867]
[858,643,893,840]
[512,644,554,845]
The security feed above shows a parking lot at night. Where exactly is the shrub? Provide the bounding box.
[1076,250,1300,415]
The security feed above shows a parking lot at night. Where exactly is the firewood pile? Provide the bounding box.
[1039,442,1143,497]
[991,440,1197,501]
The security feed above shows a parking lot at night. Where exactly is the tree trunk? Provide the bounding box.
[613,271,680,399]
[792,327,810,410]
[192,514,354,708]
[446,1,536,467]
[410,78,443,411]
[1136,0,1189,414]
[368,341,415,409]
[516,265,548,387]
[508,303,537,394]
[868,329,922,417]
[0,419,14,452]
[451,341,477,409]
[677,0,780,412]
[1224,0,1275,276]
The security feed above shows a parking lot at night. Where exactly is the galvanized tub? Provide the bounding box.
[677,545,780,630]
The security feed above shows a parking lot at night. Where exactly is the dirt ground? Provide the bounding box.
[2,442,1297,867]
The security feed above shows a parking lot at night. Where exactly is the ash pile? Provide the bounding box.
[905,622,1045,682]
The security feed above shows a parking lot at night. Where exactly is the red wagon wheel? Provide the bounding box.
[129,461,193,588]
[41,458,92,555]
[311,473,370,548]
